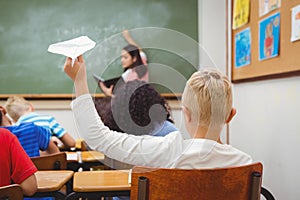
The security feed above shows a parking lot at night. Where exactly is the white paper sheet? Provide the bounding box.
[66,152,78,161]
[48,36,96,61]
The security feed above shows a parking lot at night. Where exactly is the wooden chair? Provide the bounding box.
[130,162,275,200]
[31,152,67,170]
[0,184,23,200]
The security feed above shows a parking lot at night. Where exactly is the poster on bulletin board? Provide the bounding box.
[258,12,280,61]
[259,0,281,17]
[232,0,250,30]
[291,4,300,42]
[234,27,251,68]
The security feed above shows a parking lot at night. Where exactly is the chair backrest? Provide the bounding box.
[31,152,67,170]
[0,184,23,200]
[130,162,263,200]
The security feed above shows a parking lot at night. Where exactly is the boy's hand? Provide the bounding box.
[63,55,89,97]
[63,55,86,82]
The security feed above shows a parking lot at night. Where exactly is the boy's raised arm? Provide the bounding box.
[63,55,89,98]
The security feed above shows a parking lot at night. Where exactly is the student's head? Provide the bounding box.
[4,96,32,123]
[96,80,172,135]
[181,69,235,140]
[121,44,143,69]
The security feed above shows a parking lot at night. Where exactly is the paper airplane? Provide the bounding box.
[48,36,96,64]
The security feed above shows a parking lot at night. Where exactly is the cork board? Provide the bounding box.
[231,0,300,82]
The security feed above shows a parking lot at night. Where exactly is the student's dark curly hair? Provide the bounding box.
[95,80,173,136]
[113,80,173,135]
[94,96,122,132]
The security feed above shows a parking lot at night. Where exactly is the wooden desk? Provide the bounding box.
[66,170,130,199]
[59,139,88,151]
[66,151,105,171]
[66,151,105,162]
[27,170,74,200]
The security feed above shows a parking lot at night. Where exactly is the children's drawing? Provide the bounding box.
[259,12,280,61]
[235,27,251,68]
[259,0,281,17]
[233,0,250,30]
[291,4,300,42]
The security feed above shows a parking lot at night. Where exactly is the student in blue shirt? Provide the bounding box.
[0,106,59,157]
[4,96,76,149]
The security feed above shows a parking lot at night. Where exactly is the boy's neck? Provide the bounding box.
[193,126,222,144]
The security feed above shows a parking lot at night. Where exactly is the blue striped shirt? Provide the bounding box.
[2,122,50,157]
[17,112,66,138]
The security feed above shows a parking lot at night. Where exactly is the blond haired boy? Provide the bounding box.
[5,96,75,149]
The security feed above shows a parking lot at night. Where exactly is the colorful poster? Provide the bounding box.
[259,0,281,17]
[235,28,251,68]
[259,12,280,61]
[232,0,250,30]
[291,4,300,42]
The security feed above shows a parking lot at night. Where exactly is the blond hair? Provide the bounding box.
[5,96,31,122]
[182,69,232,132]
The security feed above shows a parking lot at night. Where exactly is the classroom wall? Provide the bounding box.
[231,78,300,199]
[198,0,227,75]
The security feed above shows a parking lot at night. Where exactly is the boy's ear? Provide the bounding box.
[182,106,192,123]
[225,108,236,124]
[0,106,6,115]
[29,103,34,111]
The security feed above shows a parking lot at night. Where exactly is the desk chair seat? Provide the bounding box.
[130,162,275,200]
[0,184,23,200]
[31,152,67,170]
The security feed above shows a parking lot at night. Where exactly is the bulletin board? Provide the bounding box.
[231,0,300,82]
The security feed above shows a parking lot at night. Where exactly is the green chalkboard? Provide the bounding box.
[0,0,198,98]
